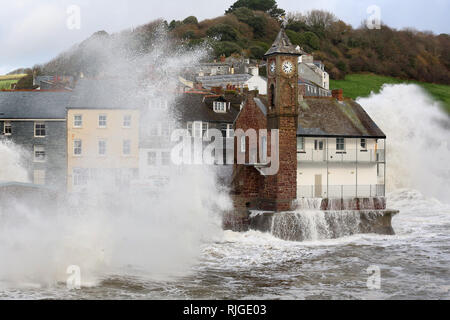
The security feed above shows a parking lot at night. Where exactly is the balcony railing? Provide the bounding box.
[297,148,385,163]
[298,184,385,198]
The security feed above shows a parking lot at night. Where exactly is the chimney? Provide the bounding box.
[332,89,344,101]
[211,86,223,94]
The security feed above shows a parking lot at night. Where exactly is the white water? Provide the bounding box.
[358,84,450,202]
[1,74,449,297]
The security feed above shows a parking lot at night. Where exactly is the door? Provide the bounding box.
[314,174,322,198]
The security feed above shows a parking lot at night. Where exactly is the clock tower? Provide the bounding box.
[262,27,303,211]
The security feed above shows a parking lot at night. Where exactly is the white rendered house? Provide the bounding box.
[296,98,386,199]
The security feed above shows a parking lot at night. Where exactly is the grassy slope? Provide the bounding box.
[0,74,27,90]
[330,74,450,114]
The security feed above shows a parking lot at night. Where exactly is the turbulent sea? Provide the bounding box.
[1,189,449,300]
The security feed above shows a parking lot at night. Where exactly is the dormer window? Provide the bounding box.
[213,101,228,113]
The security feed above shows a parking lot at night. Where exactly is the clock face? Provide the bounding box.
[282,60,294,74]
[270,61,276,74]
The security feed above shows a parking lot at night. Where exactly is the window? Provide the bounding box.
[123,115,131,128]
[74,139,82,156]
[361,138,367,150]
[336,138,345,151]
[34,145,46,162]
[221,124,233,138]
[193,122,202,138]
[161,152,171,166]
[123,140,131,155]
[240,136,246,153]
[297,137,305,152]
[202,122,208,138]
[34,122,46,137]
[3,122,11,135]
[98,114,107,127]
[213,101,227,112]
[161,123,170,137]
[147,151,157,166]
[314,140,324,150]
[33,170,45,185]
[187,123,193,136]
[74,115,82,128]
[98,140,106,156]
[73,168,88,186]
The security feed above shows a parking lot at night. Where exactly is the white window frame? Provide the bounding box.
[3,121,12,135]
[73,168,88,186]
[98,114,107,128]
[123,115,131,128]
[34,145,46,162]
[123,139,131,156]
[213,101,227,113]
[360,138,367,150]
[34,122,46,137]
[73,139,82,156]
[297,137,305,152]
[74,115,83,128]
[336,138,345,152]
[98,139,107,156]
[193,121,202,138]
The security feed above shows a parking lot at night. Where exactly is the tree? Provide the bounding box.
[226,0,285,19]
[206,24,238,41]
[183,16,198,25]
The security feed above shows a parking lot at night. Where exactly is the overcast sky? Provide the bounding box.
[0,0,448,75]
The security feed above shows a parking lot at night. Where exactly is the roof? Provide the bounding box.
[0,91,71,119]
[297,98,386,138]
[264,28,304,57]
[68,78,144,109]
[196,74,252,87]
[173,93,241,124]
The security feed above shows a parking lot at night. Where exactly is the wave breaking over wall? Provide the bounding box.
[358,84,450,202]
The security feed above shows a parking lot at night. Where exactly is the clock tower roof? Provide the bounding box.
[264,27,305,58]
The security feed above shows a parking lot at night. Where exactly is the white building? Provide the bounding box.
[296,97,386,199]
[195,66,267,95]
[299,54,330,90]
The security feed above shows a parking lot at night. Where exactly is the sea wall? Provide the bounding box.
[249,210,398,241]
[224,197,398,241]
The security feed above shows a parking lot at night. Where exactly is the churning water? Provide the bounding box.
[1,75,449,298]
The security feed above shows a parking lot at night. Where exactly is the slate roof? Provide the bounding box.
[196,74,253,87]
[173,93,242,124]
[264,28,304,57]
[68,78,144,109]
[0,91,71,119]
[298,98,386,138]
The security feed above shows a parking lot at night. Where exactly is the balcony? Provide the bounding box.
[298,184,386,198]
[297,148,385,163]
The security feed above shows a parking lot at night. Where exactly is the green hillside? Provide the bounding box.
[0,74,27,90]
[330,73,450,114]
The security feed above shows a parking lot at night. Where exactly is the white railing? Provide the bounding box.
[298,184,385,198]
[297,148,385,163]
